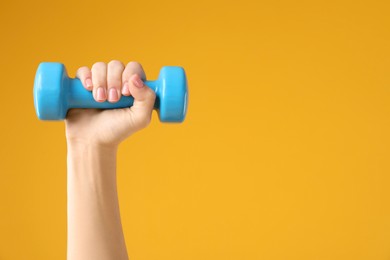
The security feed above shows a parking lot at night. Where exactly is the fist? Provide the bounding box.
[65,61,156,146]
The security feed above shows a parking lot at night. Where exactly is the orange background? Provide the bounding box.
[0,0,390,259]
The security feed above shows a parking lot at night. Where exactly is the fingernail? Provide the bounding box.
[132,76,144,88]
[85,78,93,89]
[122,82,130,95]
[108,88,119,102]
[96,87,106,101]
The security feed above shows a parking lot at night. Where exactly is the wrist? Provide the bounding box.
[67,138,118,153]
[67,140,118,179]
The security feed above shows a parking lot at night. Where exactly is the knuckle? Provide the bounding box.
[138,115,152,129]
[91,61,106,71]
[126,61,142,70]
[108,78,121,88]
[108,60,124,69]
[145,87,156,100]
[77,66,88,75]
[93,77,106,88]
[77,66,88,72]
[94,82,104,89]
[127,110,152,130]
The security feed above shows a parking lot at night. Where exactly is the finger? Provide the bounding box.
[127,74,156,129]
[122,61,146,96]
[107,60,124,103]
[91,62,107,102]
[76,66,93,91]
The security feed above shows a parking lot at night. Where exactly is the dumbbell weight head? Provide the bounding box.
[33,62,188,122]
[34,63,68,120]
[157,66,188,122]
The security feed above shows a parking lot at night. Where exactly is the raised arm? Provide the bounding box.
[65,61,156,260]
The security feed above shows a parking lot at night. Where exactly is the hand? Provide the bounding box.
[65,60,156,146]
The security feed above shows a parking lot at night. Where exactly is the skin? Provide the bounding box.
[66,60,156,260]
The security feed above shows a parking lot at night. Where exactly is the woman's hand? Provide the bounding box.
[65,60,156,260]
[65,60,156,146]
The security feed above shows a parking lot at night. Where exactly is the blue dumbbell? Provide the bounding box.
[33,62,188,122]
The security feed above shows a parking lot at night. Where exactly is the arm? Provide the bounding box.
[67,143,126,260]
[65,61,156,260]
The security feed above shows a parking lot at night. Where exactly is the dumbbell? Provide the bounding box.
[33,62,188,122]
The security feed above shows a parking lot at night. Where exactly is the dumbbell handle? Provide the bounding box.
[67,78,158,109]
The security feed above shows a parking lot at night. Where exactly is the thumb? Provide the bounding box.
[127,74,156,129]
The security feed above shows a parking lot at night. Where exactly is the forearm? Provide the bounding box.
[67,141,128,260]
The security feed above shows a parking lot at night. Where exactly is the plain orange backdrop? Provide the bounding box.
[0,0,390,259]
